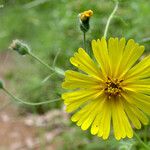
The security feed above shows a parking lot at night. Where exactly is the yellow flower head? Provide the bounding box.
[79,10,93,33]
[62,37,150,140]
[79,10,93,21]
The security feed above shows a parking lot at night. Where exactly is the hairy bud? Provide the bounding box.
[9,40,30,55]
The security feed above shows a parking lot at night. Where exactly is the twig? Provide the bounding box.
[52,49,61,68]
[24,0,49,9]
[3,87,61,106]
[104,1,119,38]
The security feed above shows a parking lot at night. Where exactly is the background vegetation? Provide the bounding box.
[0,0,150,149]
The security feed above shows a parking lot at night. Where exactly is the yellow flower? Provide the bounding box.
[79,10,93,21]
[62,37,150,140]
[79,10,93,33]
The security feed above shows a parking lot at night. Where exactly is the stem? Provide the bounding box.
[41,72,55,84]
[29,52,64,76]
[103,1,119,38]
[24,0,49,9]
[29,52,54,72]
[3,87,61,106]
[52,49,60,68]
[83,32,86,50]
[139,37,150,44]
[134,132,150,150]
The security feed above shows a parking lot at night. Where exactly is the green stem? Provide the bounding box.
[83,32,86,50]
[139,37,150,44]
[103,1,119,38]
[3,87,61,106]
[29,52,54,72]
[29,52,64,76]
[52,49,61,68]
[41,72,55,84]
[134,132,150,150]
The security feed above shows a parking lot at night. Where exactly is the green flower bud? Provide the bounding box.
[0,80,4,89]
[79,10,93,33]
[9,40,30,55]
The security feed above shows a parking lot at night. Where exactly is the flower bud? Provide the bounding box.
[0,80,4,89]
[9,40,30,55]
[79,10,93,33]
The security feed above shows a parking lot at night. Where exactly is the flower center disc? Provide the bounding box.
[105,78,122,98]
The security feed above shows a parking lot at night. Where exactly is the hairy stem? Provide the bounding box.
[3,87,61,106]
[29,52,64,76]
[104,1,119,38]
[83,32,86,50]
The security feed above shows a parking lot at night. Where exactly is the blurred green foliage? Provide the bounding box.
[0,0,150,149]
[0,0,150,113]
[0,0,149,112]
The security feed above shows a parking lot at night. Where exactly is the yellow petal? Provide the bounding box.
[102,100,111,140]
[125,55,150,80]
[62,70,103,90]
[129,104,149,125]
[96,99,111,139]
[112,98,133,140]
[123,78,150,94]
[112,98,125,140]
[62,89,102,103]
[92,37,110,78]
[63,90,103,112]
[124,101,141,129]
[81,99,104,130]
[76,99,101,127]
[71,103,93,122]
[114,38,126,78]
[118,39,144,79]
[122,92,150,115]
[108,37,119,77]
[71,98,102,123]
[70,48,103,80]
[91,113,102,135]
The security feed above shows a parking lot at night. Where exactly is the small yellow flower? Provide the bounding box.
[62,37,150,140]
[79,10,93,21]
[79,10,93,33]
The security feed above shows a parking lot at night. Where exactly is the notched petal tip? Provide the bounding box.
[97,39,101,43]
[78,47,84,52]
[135,124,141,130]
[102,135,109,140]
[128,39,135,45]
[142,118,149,125]
[91,130,97,135]
[69,57,75,64]
[78,48,88,56]
[127,133,133,139]
[91,39,97,45]
[81,124,89,131]
[139,45,145,51]
[71,115,78,122]
[91,40,98,50]
[115,135,121,141]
